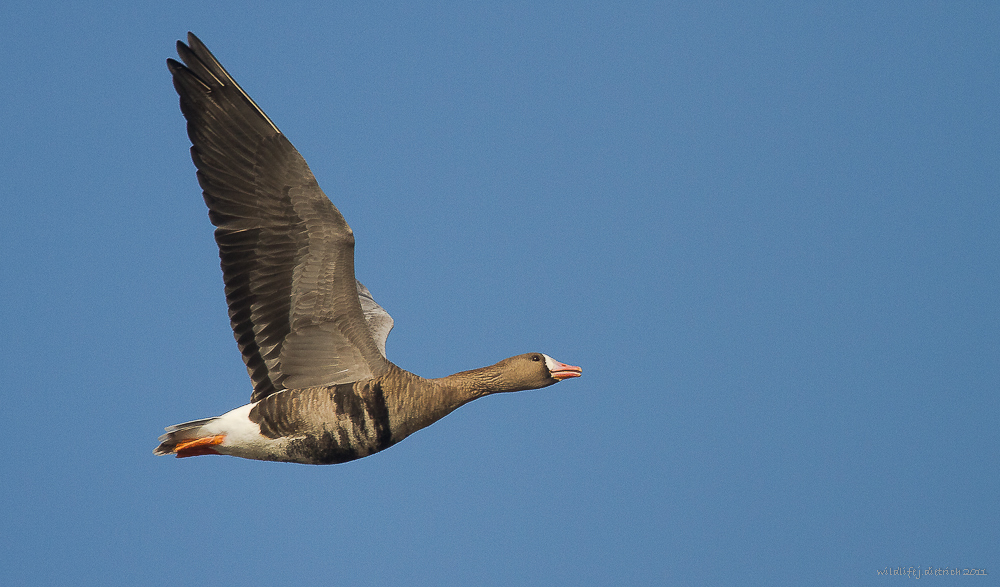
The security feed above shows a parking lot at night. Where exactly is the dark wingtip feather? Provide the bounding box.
[172,33,281,135]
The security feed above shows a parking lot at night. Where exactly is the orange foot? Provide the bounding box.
[175,435,226,458]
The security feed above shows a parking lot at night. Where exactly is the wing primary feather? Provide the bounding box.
[182,33,280,134]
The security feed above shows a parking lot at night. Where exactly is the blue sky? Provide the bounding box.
[2,2,996,585]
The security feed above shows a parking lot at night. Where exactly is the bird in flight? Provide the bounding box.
[154,34,581,464]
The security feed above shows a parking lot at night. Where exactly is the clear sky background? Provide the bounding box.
[2,2,996,585]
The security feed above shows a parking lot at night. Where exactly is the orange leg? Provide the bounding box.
[174,435,226,458]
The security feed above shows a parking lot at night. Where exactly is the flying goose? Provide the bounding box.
[154,34,581,464]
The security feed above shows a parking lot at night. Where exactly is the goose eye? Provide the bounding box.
[532,355,540,361]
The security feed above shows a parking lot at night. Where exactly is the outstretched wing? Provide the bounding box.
[169,33,390,403]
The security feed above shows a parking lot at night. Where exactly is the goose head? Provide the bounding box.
[481,353,582,393]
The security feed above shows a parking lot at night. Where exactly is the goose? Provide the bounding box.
[154,34,581,465]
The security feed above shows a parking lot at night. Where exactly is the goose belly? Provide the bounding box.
[218,383,394,464]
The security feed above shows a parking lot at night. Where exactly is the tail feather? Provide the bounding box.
[154,417,221,456]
